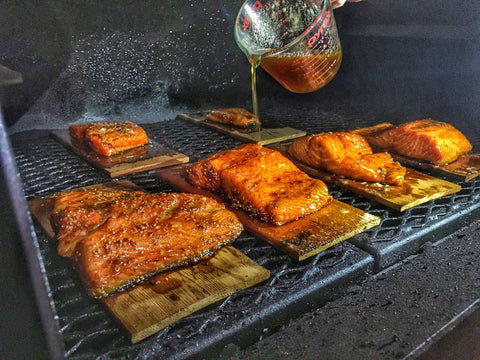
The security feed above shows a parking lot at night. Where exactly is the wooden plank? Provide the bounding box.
[178,111,306,145]
[157,166,381,261]
[28,180,269,343]
[393,153,480,182]
[272,143,462,212]
[104,246,269,343]
[52,130,189,177]
[353,123,480,181]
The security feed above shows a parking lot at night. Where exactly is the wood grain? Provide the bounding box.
[273,143,462,212]
[394,153,480,182]
[104,246,269,343]
[157,166,381,261]
[28,180,269,343]
[52,130,189,177]
[179,111,306,145]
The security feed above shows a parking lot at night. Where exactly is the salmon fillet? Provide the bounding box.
[69,121,148,156]
[289,132,406,185]
[185,143,263,192]
[52,190,142,257]
[52,190,243,298]
[185,144,332,225]
[207,108,261,132]
[357,119,472,165]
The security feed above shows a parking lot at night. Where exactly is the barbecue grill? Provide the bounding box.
[1,1,479,359]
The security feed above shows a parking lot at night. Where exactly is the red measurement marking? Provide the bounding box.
[243,14,251,30]
[307,12,331,48]
[252,1,263,10]
[242,1,263,31]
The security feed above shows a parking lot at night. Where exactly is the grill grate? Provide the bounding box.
[11,117,480,359]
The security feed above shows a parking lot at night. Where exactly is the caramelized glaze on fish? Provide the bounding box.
[52,191,243,298]
[69,121,148,156]
[52,190,141,257]
[185,143,263,193]
[185,143,331,225]
[289,132,406,185]
[207,108,261,132]
[356,119,472,165]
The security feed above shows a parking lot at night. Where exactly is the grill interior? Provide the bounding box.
[10,112,480,359]
[2,1,479,358]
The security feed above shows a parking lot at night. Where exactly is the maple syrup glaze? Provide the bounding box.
[258,51,342,93]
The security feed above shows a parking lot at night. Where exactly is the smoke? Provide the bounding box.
[8,1,248,134]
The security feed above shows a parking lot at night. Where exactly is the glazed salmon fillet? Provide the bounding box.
[185,143,331,225]
[357,119,472,165]
[289,132,406,185]
[52,190,243,298]
[69,121,148,156]
[52,190,142,257]
[186,143,263,192]
[207,108,261,132]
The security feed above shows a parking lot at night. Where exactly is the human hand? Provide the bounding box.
[331,0,363,9]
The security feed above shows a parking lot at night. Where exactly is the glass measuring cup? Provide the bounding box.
[234,0,342,94]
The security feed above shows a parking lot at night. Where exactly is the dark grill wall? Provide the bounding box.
[1,1,479,133]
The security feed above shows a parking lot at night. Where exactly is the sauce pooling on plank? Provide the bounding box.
[289,132,406,185]
[185,143,331,225]
[52,190,243,298]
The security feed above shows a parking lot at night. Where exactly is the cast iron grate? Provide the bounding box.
[10,117,480,359]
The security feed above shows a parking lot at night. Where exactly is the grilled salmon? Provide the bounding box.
[52,189,142,257]
[69,121,148,156]
[356,119,472,165]
[185,143,331,225]
[289,132,406,185]
[207,108,261,132]
[52,190,243,298]
[186,143,263,193]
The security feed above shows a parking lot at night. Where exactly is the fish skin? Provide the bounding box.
[290,132,406,185]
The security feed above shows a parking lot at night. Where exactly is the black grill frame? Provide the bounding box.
[8,114,480,359]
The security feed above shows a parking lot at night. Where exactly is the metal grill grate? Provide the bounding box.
[10,117,480,359]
